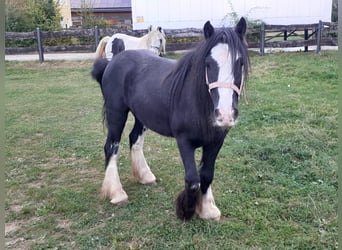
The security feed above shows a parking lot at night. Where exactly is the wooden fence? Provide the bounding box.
[5,21,337,63]
[259,21,338,55]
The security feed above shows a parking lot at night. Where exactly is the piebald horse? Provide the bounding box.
[95,26,166,60]
[91,18,249,221]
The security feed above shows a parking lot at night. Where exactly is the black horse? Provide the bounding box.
[91,17,249,221]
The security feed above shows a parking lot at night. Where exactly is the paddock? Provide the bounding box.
[5,51,337,249]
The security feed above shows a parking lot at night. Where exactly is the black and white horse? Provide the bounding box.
[91,17,249,221]
[95,26,166,60]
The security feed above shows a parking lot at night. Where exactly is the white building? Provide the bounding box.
[131,0,332,30]
[56,0,73,28]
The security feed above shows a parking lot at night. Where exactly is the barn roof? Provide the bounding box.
[71,0,131,12]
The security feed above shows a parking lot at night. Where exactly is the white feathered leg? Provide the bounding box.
[100,155,128,205]
[131,132,156,184]
[196,185,221,221]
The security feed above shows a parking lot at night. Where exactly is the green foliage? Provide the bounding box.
[77,0,108,29]
[223,0,263,29]
[80,15,108,29]
[5,0,62,32]
[5,10,31,32]
[223,0,262,43]
[28,0,61,31]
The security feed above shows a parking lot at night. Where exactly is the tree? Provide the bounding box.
[5,0,62,31]
[27,0,62,31]
[5,0,31,31]
[77,0,107,28]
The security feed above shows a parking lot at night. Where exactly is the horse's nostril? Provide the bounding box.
[214,109,221,117]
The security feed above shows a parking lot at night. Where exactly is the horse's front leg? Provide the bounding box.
[196,139,225,221]
[175,138,200,221]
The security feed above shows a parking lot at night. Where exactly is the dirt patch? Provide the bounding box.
[5,217,41,249]
[5,221,21,234]
[56,219,72,230]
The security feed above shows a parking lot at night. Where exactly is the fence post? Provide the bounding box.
[94,26,99,51]
[260,22,265,56]
[36,27,44,63]
[316,20,322,54]
[304,28,309,52]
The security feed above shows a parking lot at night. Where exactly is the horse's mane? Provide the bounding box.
[167,27,249,136]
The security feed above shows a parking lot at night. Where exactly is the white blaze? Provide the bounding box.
[210,43,236,127]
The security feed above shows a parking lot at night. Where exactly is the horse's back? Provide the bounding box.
[102,50,176,136]
[113,33,141,49]
[105,34,140,59]
[103,49,175,100]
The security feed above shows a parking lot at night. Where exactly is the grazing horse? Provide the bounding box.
[95,26,166,60]
[91,17,249,221]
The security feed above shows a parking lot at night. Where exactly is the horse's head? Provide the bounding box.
[147,26,166,56]
[203,18,249,128]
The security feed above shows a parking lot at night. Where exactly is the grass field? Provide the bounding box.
[5,51,337,249]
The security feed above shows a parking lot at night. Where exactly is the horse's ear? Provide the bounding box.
[203,21,214,39]
[157,26,162,32]
[148,25,152,32]
[235,17,247,41]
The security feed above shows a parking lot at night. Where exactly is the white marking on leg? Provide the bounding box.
[196,185,221,221]
[131,132,156,184]
[100,155,128,205]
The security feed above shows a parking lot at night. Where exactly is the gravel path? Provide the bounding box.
[5,46,337,62]
[5,52,96,61]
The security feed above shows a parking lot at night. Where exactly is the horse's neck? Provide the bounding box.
[138,34,151,48]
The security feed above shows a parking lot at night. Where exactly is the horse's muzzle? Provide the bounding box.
[149,46,161,55]
[214,109,237,128]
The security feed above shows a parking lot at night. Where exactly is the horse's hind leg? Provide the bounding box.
[129,118,156,184]
[101,111,129,205]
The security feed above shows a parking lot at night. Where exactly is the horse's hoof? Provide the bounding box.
[110,197,129,206]
[109,191,129,205]
[196,204,221,221]
[138,172,156,185]
[213,215,221,221]
[102,188,128,205]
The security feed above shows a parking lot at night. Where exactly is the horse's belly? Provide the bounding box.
[143,119,173,137]
[129,95,173,137]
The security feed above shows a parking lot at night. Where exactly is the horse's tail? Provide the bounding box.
[95,36,110,58]
[91,58,108,86]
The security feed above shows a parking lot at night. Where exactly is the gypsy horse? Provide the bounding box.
[91,17,249,221]
[95,26,166,60]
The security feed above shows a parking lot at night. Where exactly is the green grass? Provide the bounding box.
[5,51,337,249]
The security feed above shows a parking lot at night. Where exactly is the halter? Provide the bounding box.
[151,45,161,50]
[205,68,244,96]
[150,45,161,53]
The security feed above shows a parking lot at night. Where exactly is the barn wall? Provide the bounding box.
[237,0,333,25]
[131,0,332,30]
